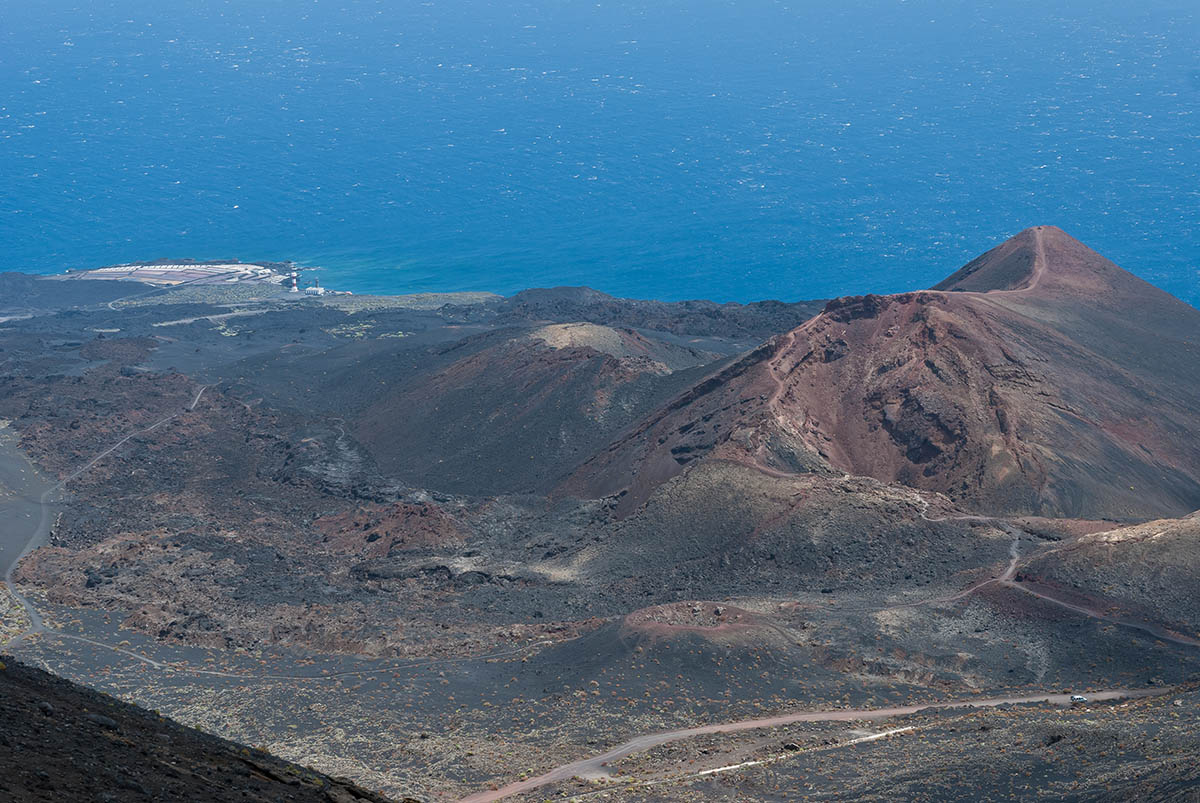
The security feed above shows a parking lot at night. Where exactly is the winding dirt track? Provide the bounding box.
[456,688,1161,803]
[915,497,1200,649]
[983,224,1048,295]
[1006,581,1200,649]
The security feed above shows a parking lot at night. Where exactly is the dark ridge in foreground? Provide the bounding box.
[0,656,398,803]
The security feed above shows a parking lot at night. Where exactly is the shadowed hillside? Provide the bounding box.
[0,657,396,803]
[350,325,724,494]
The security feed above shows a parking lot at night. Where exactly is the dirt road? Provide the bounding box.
[1007,580,1200,649]
[457,688,1161,803]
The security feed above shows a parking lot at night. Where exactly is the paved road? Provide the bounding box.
[457,688,1162,803]
[0,427,57,643]
[0,429,57,582]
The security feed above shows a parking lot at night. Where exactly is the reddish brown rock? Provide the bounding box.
[564,227,1200,519]
[314,501,465,557]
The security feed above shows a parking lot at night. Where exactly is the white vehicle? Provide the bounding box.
[1069,694,1088,704]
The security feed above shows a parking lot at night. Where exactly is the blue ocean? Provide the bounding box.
[1,0,1197,304]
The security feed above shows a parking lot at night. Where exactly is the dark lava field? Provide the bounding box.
[3,229,1200,802]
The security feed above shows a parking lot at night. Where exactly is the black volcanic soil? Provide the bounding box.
[557,687,1200,802]
[349,326,721,494]
[570,460,1009,600]
[0,656,396,803]
[3,236,1200,802]
[1021,513,1200,636]
[210,319,736,495]
[1,272,152,314]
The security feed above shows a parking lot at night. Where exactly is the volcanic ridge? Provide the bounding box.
[2,226,1200,802]
[565,227,1200,520]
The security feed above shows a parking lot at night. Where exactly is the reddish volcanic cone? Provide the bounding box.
[564,227,1200,520]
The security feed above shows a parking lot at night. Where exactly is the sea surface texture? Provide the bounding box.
[2,0,1197,303]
